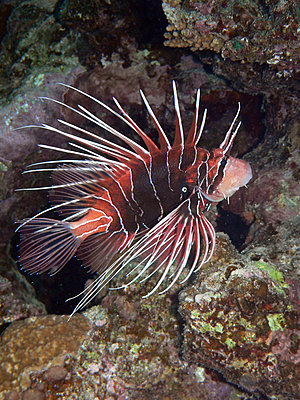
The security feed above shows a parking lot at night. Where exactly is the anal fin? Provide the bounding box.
[77,231,133,274]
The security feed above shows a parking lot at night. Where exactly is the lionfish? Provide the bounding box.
[17,82,252,314]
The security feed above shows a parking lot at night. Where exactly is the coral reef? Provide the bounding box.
[0,280,254,400]
[243,162,300,274]
[180,234,299,400]
[54,0,167,68]
[0,0,299,398]
[162,0,300,142]
[163,0,299,76]
[1,234,298,399]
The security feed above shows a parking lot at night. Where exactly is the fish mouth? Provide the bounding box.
[200,190,226,202]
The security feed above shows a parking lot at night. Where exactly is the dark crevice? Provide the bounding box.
[130,0,168,47]
[0,4,14,47]
[216,205,250,250]
[54,0,167,68]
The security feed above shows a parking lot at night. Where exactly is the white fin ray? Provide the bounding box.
[172,80,184,146]
[139,89,171,151]
[15,196,92,232]
[223,120,242,154]
[113,97,159,155]
[57,82,156,153]
[219,102,241,150]
[40,96,149,159]
[195,108,207,145]
[37,144,107,162]
[186,88,200,145]
[40,123,136,164]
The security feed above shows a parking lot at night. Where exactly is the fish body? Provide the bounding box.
[18,82,252,312]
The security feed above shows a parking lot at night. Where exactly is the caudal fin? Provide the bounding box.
[18,218,80,274]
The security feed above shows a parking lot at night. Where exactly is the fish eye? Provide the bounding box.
[180,186,190,201]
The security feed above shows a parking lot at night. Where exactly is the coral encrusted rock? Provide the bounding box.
[0,314,91,397]
[162,0,299,76]
[180,234,299,400]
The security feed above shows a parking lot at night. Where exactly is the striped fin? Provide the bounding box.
[116,197,215,296]
[30,96,148,164]
[68,195,216,315]
[49,164,107,214]
[113,97,160,157]
[55,84,152,162]
[185,89,208,147]
[19,218,81,274]
[77,231,133,273]
[219,102,241,153]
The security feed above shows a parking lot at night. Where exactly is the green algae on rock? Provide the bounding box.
[180,234,299,400]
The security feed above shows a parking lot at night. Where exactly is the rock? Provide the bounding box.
[0,257,46,328]
[0,314,91,397]
[21,388,45,400]
[0,288,246,400]
[180,234,299,400]
[162,0,299,75]
[43,366,67,383]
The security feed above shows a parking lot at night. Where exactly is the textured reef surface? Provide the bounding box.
[180,235,299,400]
[0,236,299,399]
[163,0,299,76]
[0,0,299,399]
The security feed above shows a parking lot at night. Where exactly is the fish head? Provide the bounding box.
[202,155,252,202]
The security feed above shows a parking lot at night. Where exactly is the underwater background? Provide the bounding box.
[0,1,299,399]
